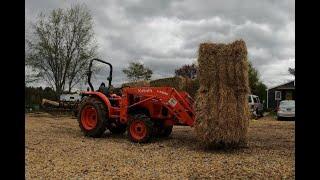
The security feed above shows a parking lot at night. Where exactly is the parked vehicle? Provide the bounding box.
[248,94,264,118]
[277,100,295,120]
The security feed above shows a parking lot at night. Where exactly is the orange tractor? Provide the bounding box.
[78,59,195,143]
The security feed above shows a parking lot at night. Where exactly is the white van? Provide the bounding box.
[248,94,264,117]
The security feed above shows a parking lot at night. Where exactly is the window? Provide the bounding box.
[248,96,252,103]
[253,97,258,103]
[275,91,281,100]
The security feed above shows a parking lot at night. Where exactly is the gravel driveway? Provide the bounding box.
[26,113,294,179]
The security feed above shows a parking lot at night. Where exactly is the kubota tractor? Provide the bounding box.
[78,59,195,143]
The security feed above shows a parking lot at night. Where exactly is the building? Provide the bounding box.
[266,80,295,110]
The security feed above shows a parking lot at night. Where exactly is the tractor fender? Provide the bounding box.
[81,91,112,115]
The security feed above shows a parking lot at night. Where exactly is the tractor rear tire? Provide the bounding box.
[78,97,108,137]
[127,114,153,143]
[108,123,127,134]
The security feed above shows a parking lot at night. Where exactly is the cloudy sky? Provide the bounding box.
[25,0,295,89]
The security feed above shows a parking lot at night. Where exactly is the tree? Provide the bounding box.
[25,64,41,84]
[25,4,97,96]
[122,62,153,82]
[248,62,267,105]
[254,82,267,105]
[288,67,295,76]
[174,63,197,79]
[25,74,40,84]
[248,62,259,89]
[25,86,58,108]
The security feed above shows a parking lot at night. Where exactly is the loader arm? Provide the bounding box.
[120,87,195,126]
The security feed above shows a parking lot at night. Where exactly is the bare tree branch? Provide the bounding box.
[26,4,97,95]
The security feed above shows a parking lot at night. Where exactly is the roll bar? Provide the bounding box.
[87,58,113,91]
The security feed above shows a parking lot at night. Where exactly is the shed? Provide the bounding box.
[266,80,295,110]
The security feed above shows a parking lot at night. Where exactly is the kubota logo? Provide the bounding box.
[138,89,152,93]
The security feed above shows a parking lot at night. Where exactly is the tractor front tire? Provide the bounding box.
[78,97,108,138]
[127,114,153,143]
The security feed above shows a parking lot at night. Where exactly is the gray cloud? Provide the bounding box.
[25,0,294,89]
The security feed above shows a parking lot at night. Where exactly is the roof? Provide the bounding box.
[267,80,295,90]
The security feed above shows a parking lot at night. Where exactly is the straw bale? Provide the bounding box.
[194,40,250,148]
[121,80,150,88]
[149,76,199,98]
[150,76,185,90]
[183,78,200,98]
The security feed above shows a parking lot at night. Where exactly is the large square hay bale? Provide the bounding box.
[194,40,250,148]
[183,78,200,98]
[150,76,199,98]
[150,76,185,90]
[121,80,150,88]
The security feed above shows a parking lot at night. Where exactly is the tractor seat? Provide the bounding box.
[98,86,117,106]
[98,87,109,96]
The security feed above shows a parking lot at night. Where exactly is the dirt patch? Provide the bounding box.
[26,113,294,179]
